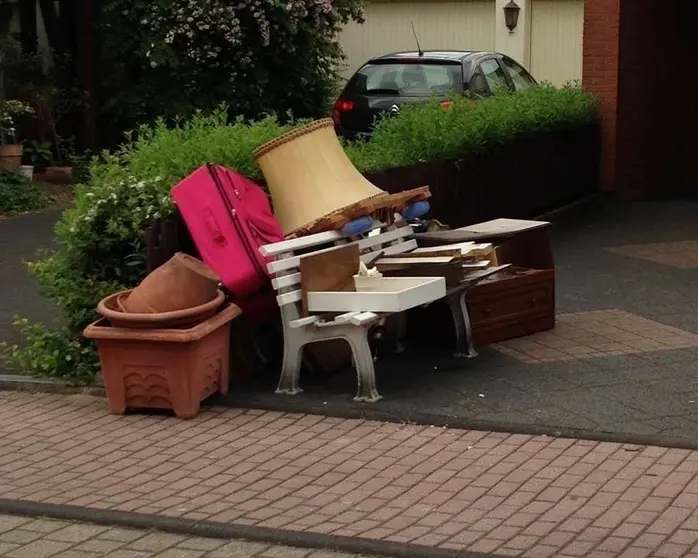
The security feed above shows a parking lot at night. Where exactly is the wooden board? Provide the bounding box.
[387,248,463,259]
[414,219,550,245]
[300,244,360,317]
[415,221,554,271]
[412,242,476,255]
[378,261,465,288]
[376,256,455,265]
[462,260,490,269]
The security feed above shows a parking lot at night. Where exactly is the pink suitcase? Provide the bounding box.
[171,164,284,320]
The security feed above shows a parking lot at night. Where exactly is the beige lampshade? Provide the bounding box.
[253,118,387,236]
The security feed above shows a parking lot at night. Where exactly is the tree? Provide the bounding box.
[99,0,364,131]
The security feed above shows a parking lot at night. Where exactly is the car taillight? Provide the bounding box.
[332,99,355,125]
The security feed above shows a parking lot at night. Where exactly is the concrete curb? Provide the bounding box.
[535,191,609,224]
[2,375,697,452]
[212,394,698,452]
[0,498,499,558]
[0,374,104,397]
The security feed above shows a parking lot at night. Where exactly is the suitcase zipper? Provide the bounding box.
[207,164,266,283]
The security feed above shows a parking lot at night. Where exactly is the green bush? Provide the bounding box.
[345,84,597,173]
[4,87,596,384]
[0,169,47,215]
[97,0,363,139]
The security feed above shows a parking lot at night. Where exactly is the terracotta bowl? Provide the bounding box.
[121,253,220,314]
[98,289,226,329]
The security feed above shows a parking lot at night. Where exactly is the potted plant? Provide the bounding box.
[21,139,53,180]
[0,100,34,172]
[85,301,241,419]
[45,135,75,184]
[24,140,52,169]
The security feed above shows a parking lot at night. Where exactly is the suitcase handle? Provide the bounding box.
[203,207,227,246]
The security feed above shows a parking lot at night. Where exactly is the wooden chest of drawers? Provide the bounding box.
[466,268,555,347]
[406,267,555,349]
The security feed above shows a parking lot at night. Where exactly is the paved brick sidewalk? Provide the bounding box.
[0,514,369,557]
[3,392,698,557]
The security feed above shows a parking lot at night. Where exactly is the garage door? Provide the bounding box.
[339,0,496,78]
[530,0,584,86]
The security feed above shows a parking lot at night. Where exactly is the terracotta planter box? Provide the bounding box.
[0,144,23,173]
[84,304,241,418]
[44,165,73,184]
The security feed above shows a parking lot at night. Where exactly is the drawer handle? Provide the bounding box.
[530,297,537,307]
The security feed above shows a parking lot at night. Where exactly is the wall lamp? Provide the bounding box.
[503,0,521,32]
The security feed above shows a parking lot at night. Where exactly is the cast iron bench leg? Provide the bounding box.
[347,327,382,403]
[446,290,478,359]
[276,325,304,395]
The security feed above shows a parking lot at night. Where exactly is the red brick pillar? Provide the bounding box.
[582,0,621,192]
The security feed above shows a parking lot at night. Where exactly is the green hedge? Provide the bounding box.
[0,169,47,215]
[347,84,596,173]
[1,85,596,383]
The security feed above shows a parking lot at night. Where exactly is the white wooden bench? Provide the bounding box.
[260,218,419,402]
[260,217,503,402]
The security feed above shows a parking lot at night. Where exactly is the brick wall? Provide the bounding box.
[582,0,621,191]
[584,0,698,195]
[615,0,694,196]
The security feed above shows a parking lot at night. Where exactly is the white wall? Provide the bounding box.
[339,0,496,77]
[530,0,584,85]
[339,0,585,86]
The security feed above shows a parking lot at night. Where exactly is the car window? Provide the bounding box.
[347,63,463,97]
[468,69,488,97]
[479,59,510,93]
[501,58,536,91]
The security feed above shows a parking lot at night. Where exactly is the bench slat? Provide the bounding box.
[350,312,379,325]
[260,220,386,257]
[276,290,302,306]
[289,316,319,328]
[379,239,418,256]
[268,227,414,275]
[271,272,301,290]
[273,241,421,306]
[335,311,361,323]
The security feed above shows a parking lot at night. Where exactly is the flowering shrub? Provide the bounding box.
[99,0,363,131]
[1,109,301,383]
[0,100,34,145]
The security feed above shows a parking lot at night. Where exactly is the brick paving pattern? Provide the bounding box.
[606,240,698,269]
[0,514,370,558]
[2,394,698,556]
[492,309,698,363]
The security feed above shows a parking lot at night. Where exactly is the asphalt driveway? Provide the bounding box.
[0,211,61,350]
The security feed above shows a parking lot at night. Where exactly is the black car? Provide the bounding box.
[332,50,537,140]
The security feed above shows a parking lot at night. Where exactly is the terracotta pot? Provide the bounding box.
[98,289,226,329]
[84,304,241,419]
[122,253,220,314]
[44,165,73,184]
[0,144,23,172]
